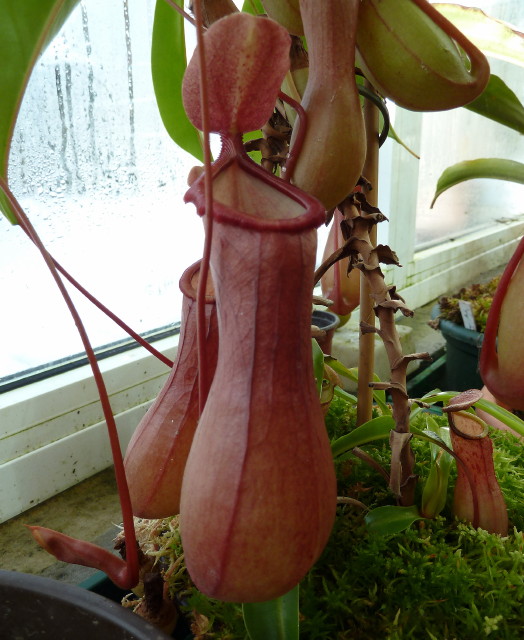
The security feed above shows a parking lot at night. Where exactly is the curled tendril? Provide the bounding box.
[357,84,390,147]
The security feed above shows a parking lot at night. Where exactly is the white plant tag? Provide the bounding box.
[458,300,477,331]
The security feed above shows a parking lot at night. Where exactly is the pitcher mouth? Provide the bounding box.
[179,259,216,303]
[184,133,326,234]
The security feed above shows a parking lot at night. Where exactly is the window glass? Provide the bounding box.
[4,0,521,381]
[1,0,203,380]
[412,0,524,248]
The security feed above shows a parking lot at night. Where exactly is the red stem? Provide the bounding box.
[27,526,135,589]
[1,178,139,588]
[192,0,215,415]
[51,262,174,367]
[7,194,173,367]
[162,0,197,27]
[25,232,172,366]
[278,90,307,183]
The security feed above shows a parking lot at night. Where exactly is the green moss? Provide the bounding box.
[437,276,500,332]
[299,517,524,639]
[491,429,524,532]
[150,402,524,639]
[295,409,524,639]
[183,590,245,639]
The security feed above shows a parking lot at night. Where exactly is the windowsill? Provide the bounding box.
[0,262,510,584]
[0,299,455,584]
[0,259,508,582]
[0,467,121,584]
[0,334,178,525]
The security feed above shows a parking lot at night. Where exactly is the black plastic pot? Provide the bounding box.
[80,571,193,640]
[431,304,484,391]
[0,569,172,639]
[312,309,340,354]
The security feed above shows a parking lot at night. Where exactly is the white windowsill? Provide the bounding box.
[387,218,524,310]
[1,216,522,524]
[0,334,178,524]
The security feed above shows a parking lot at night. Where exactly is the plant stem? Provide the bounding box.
[192,0,215,413]
[19,224,173,367]
[1,178,139,587]
[357,80,378,426]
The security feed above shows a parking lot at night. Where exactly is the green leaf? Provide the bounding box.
[242,0,264,15]
[331,415,395,458]
[312,339,324,397]
[333,386,358,405]
[465,74,524,134]
[417,390,455,404]
[416,391,524,438]
[388,121,420,159]
[0,0,80,224]
[365,505,424,535]
[410,425,451,451]
[431,158,524,207]
[324,358,390,415]
[151,0,203,162]
[0,188,15,225]
[420,419,453,518]
[242,585,299,640]
[243,128,263,165]
[474,399,524,438]
[434,3,524,68]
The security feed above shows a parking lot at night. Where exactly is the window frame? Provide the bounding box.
[2,0,524,523]
[380,108,524,311]
[0,334,177,524]
[3,206,522,524]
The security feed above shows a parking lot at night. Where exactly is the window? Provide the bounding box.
[1,0,201,522]
[1,0,523,522]
[380,0,524,310]
[1,0,202,383]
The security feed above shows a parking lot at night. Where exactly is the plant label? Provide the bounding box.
[458,300,477,331]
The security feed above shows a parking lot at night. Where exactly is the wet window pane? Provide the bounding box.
[413,0,524,248]
[1,0,203,379]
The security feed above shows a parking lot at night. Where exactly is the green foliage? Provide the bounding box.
[420,391,524,439]
[466,74,524,135]
[170,407,524,639]
[491,428,524,532]
[183,589,246,639]
[331,415,395,459]
[297,412,524,639]
[311,339,325,397]
[242,586,299,640]
[0,0,79,224]
[241,0,264,16]
[151,0,203,162]
[420,418,453,518]
[324,393,359,442]
[300,518,524,639]
[434,3,524,69]
[431,158,524,207]
[325,358,390,415]
[365,504,424,535]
